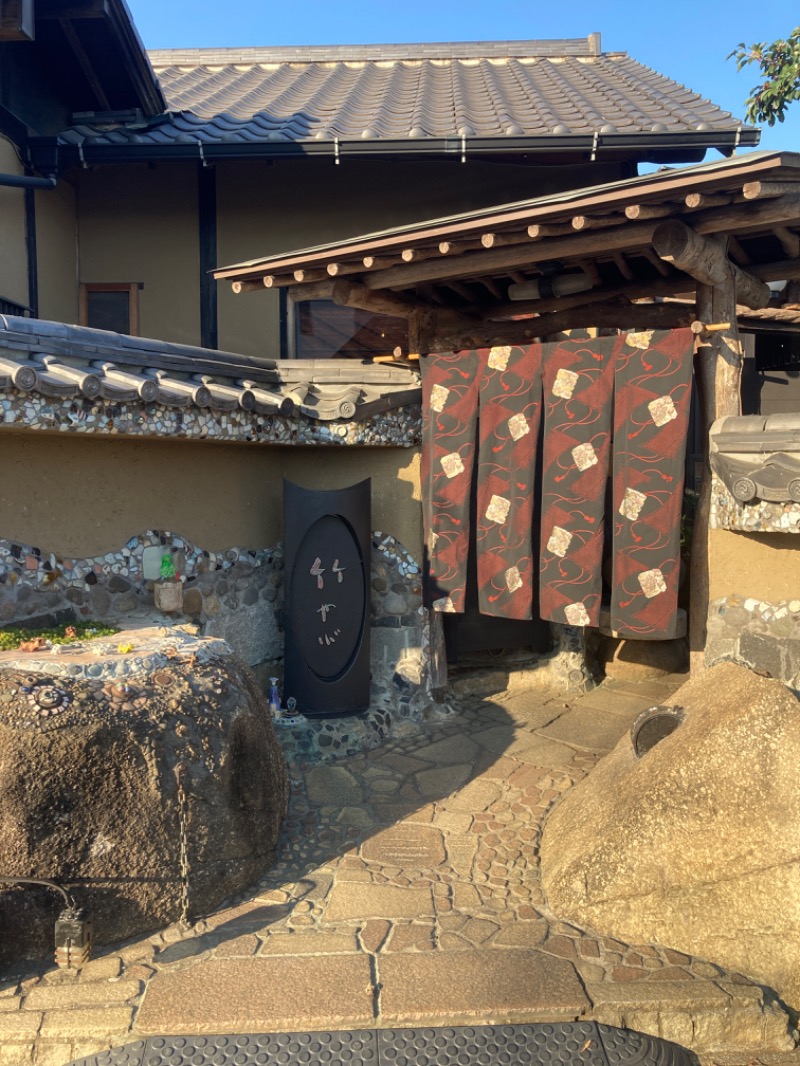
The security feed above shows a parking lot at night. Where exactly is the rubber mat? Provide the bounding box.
[68,1022,698,1066]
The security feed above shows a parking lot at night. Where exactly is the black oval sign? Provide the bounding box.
[290,514,366,681]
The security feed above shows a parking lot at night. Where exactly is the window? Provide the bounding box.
[79,283,141,336]
[289,298,408,360]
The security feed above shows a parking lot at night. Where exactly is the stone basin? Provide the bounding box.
[0,627,288,970]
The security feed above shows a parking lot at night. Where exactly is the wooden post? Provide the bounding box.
[688,249,743,677]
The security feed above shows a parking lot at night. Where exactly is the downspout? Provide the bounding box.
[0,173,58,318]
[0,172,56,189]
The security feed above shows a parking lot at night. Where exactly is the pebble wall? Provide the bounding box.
[706,594,800,693]
[0,529,448,762]
[0,388,420,447]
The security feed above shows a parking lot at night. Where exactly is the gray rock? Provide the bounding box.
[205,603,282,667]
[114,592,139,613]
[540,661,800,1011]
[382,592,408,616]
[182,587,203,617]
[0,630,288,969]
[89,585,112,617]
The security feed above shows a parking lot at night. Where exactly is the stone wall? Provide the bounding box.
[707,474,800,688]
[0,528,441,728]
[706,594,800,693]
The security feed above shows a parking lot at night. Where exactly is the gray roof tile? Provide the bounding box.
[57,38,752,149]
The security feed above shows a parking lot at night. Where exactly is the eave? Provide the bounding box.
[213,150,800,353]
[30,128,759,176]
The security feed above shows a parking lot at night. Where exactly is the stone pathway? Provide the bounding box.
[0,674,796,1066]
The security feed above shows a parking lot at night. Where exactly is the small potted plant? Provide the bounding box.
[154,552,184,613]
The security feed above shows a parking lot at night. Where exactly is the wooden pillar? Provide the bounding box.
[689,247,744,676]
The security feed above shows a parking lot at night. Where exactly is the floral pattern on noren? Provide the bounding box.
[611,328,694,638]
[476,343,542,619]
[538,335,617,627]
[421,329,694,638]
[420,350,482,614]
[421,345,542,617]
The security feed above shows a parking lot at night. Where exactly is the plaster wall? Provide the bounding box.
[36,175,78,324]
[69,155,622,357]
[0,432,422,559]
[75,162,200,345]
[709,528,800,602]
[0,135,28,308]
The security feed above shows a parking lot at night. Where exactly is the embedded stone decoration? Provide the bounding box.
[711,473,800,533]
[0,528,447,764]
[0,384,420,447]
[706,593,800,693]
[540,661,800,1011]
[0,627,288,969]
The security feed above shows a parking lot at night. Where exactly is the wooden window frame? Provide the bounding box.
[79,282,141,336]
[285,293,408,361]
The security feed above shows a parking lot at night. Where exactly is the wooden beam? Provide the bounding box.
[286,280,335,302]
[429,300,695,351]
[742,180,800,201]
[60,17,110,110]
[689,253,744,677]
[652,219,771,309]
[363,255,402,270]
[439,239,483,255]
[684,192,730,210]
[293,268,330,283]
[480,231,530,249]
[642,248,671,277]
[781,279,800,308]
[476,276,504,300]
[726,235,752,266]
[232,279,270,294]
[750,257,800,282]
[483,274,693,322]
[689,280,713,678]
[330,279,427,318]
[612,252,634,281]
[692,192,800,235]
[625,203,673,220]
[363,220,660,291]
[527,222,575,239]
[572,214,626,231]
[577,259,602,286]
[416,282,446,306]
[443,280,478,301]
[325,262,364,277]
[774,226,800,258]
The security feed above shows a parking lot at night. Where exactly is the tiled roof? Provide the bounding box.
[0,317,419,423]
[54,37,755,153]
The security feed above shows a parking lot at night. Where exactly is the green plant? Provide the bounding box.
[730,27,800,125]
[0,621,119,652]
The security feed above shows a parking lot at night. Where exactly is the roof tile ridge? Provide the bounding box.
[148,36,609,68]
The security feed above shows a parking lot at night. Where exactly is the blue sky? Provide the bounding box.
[127,0,800,156]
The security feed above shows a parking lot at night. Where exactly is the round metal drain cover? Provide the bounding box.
[631,705,684,758]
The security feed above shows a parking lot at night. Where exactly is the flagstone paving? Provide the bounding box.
[0,673,797,1066]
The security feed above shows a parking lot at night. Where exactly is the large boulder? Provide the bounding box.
[0,628,288,970]
[540,662,800,1010]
